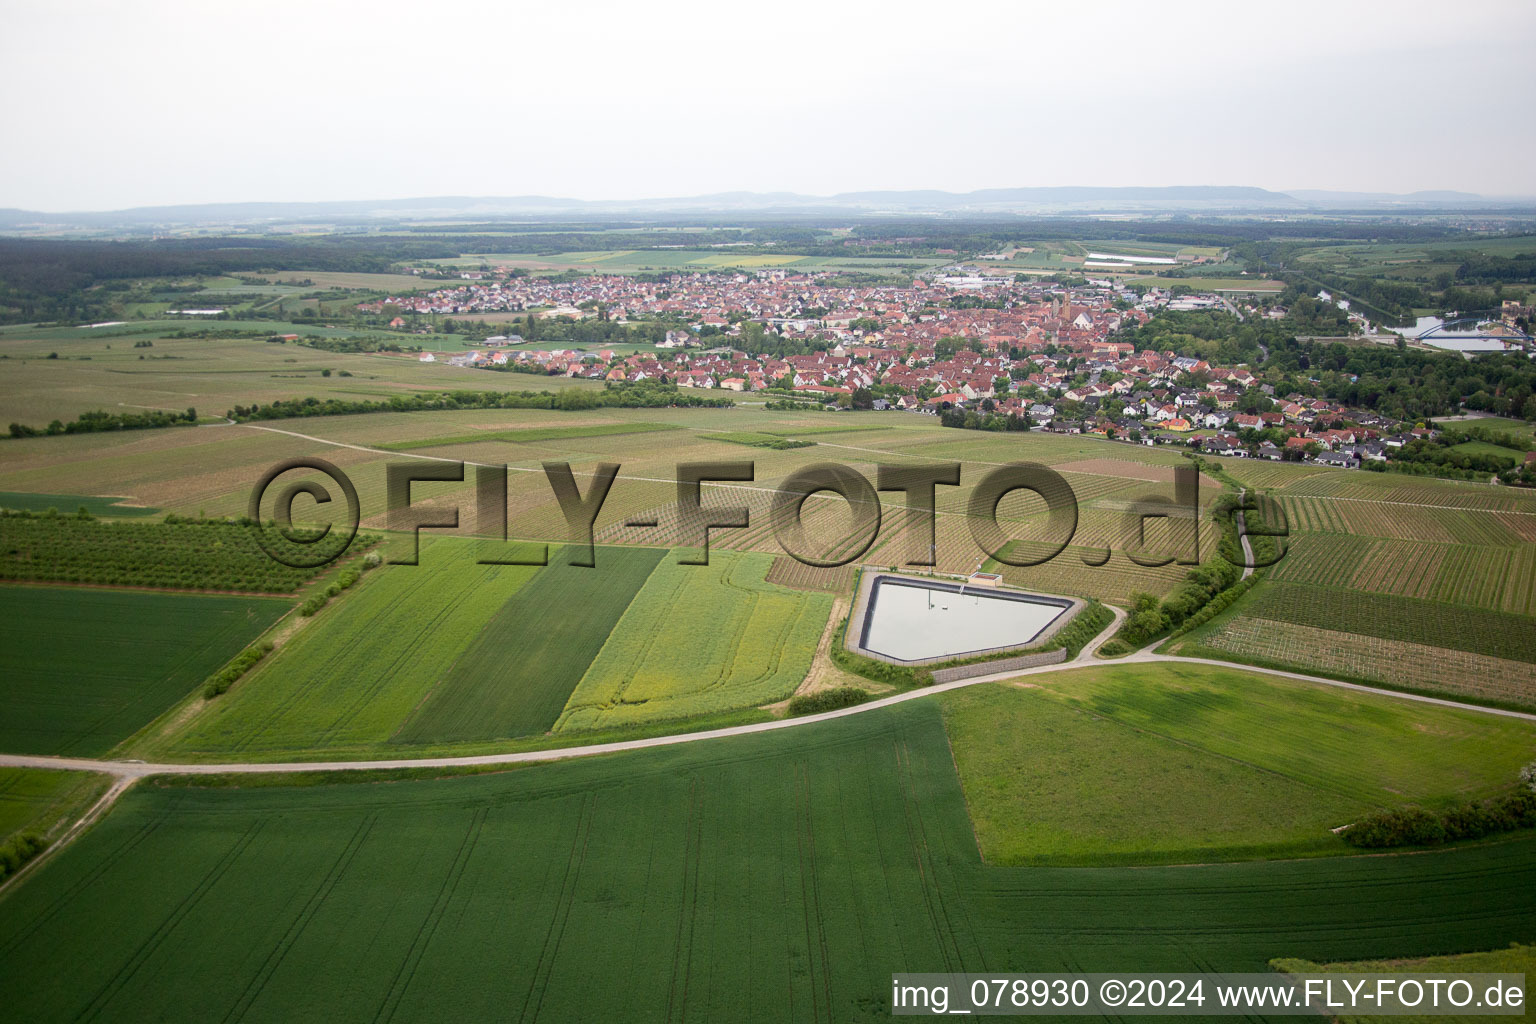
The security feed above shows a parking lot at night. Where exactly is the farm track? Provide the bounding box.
[0,593,1529,895]
[3,637,1529,787]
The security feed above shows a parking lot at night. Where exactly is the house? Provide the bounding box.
[1257,444,1283,461]
[1315,451,1358,469]
[418,351,436,363]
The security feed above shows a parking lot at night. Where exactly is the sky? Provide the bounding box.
[2,0,1533,211]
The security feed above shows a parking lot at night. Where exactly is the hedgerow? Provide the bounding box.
[787,687,871,716]
[203,641,275,699]
[1340,790,1536,848]
[0,832,48,882]
[299,561,369,617]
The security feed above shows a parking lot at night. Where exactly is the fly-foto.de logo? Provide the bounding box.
[246,457,1288,572]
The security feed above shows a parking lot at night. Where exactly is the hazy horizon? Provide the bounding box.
[3,0,1533,212]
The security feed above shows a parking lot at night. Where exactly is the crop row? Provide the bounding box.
[764,555,856,593]
[554,551,830,732]
[1428,544,1536,616]
[167,539,542,756]
[1244,582,1536,663]
[1199,616,1536,708]
[0,515,360,593]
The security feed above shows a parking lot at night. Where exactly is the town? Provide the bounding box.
[360,267,1453,471]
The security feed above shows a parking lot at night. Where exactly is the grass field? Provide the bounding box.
[554,551,831,732]
[0,768,110,845]
[164,539,542,756]
[0,491,159,516]
[0,586,290,755]
[941,662,1536,865]
[1275,944,1534,1024]
[379,421,680,450]
[0,328,597,425]
[395,545,666,743]
[1432,415,1536,440]
[1,700,1533,1023]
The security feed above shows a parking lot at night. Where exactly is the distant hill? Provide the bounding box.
[2,185,1532,234]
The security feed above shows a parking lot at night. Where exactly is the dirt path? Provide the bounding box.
[1238,488,1255,581]
[0,775,134,897]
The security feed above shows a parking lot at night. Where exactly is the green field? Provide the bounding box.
[0,491,159,517]
[942,663,1536,865]
[396,545,666,743]
[0,327,598,426]
[0,768,110,845]
[554,551,831,732]
[435,249,949,275]
[1234,582,1536,664]
[1276,944,1534,1024]
[0,586,290,755]
[2,699,1534,1023]
[0,516,353,593]
[379,421,680,450]
[1431,415,1536,440]
[164,539,542,756]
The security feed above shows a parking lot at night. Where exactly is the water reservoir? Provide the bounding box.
[858,576,1072,663]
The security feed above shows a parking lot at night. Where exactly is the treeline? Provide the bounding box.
[1118,309,1288,366]
[1266,341,1536,423]
[938,408,1034,432]
[443,313,674,347]
[0,236,483,323]
[1341,789,1536,849]
[1302,272,1429,322]
[8,406,198,439]
[1391,432,1528,474]
[1456,250,1536,285]
[228,381,731,423]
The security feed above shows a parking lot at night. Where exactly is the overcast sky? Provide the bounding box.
[3,0,1532,211]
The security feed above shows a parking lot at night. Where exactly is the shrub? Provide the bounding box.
[1522,761,1536,793]
[787,687,871,716]
[202,640,275,698]
[1341,790,1536,849]
[0,832,49,881]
